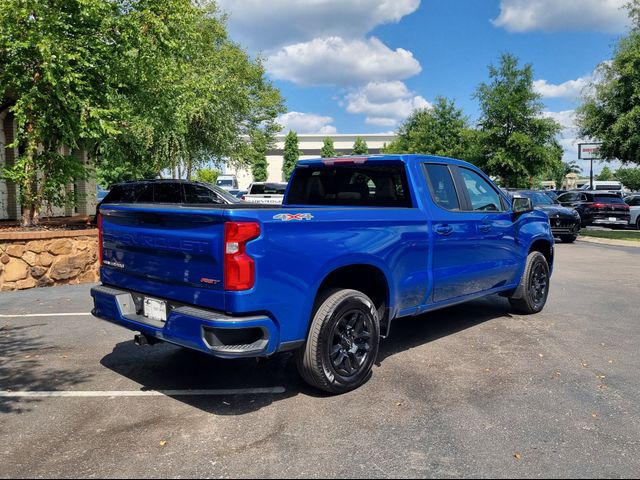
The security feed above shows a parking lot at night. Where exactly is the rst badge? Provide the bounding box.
[273,213,314,221]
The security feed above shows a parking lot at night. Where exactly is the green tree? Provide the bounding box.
[0,0,124,225]
[195,169,221,184]
[545,160,581,190]
[0,0,284,225]
[282,130,300,180]
[577,2,640,165]
[352,136,369,155]
[249,131,270,182]
[383,97,480,162]
[475,53,562,188]
[320,137,336,158]
[616,167,640,191]
[597,165,614,181]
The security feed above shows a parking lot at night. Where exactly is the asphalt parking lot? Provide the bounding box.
[1,242,639,478]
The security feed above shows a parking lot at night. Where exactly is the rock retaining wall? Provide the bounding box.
[0,231,99,291]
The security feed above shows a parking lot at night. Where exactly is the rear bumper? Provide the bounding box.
[91,285,280,358]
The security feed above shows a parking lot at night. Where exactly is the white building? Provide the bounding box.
[224,133,397,190]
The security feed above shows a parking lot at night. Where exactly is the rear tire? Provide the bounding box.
[296,289,380,394]
[560,234,577,243]
[509,252,550,315]
[636,218,640,230]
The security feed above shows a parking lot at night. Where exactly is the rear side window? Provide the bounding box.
[153,183,182,203]
[424,164,460,210]
[102,184,153,204]
[286,162,412,207]
[594,195,625,204]
[459,168,504,212]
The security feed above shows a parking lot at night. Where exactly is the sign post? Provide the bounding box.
[578,143,602,189]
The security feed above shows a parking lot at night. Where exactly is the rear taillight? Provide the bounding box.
[592,203,604,209]
[97,214,103,266]
[224,222,260,291]
[241,195,246,200]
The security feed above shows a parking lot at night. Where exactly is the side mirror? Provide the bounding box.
[512,196,533,217]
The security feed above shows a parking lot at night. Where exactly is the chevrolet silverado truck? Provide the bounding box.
[92,155,554,393]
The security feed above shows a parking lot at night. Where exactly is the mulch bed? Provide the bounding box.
[0,216,96,232]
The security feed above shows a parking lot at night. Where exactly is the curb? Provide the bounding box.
[577,236,640,248]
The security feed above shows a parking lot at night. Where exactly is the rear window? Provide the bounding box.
[249,183,287,195]
[216,179,234,187]
[594,195,625,204]
[286,162,412,207]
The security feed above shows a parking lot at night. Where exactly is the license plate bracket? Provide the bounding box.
[143,298,167,323]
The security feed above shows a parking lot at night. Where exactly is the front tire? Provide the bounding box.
[296,289,380,394]
[636,218,640,230]
[509,252,550,314]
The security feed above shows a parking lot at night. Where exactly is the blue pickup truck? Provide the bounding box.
[92,155,554,393]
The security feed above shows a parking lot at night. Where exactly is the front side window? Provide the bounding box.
[183,184,224,204]
[459,169,503,212]
[424,164,460,210]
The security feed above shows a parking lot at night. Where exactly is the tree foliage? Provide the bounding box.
[352,136,369,155]
[577,4,640,165]
[249,131,270,182]
[195,168,221,184]
[282,130,299,180]
[383,97,480,162]
[320,137,336,158]
[474,53,562,188]
[0,0,284,225]
[615,167,640,191]
[597,166,614,181]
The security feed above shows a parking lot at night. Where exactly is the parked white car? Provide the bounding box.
[215,174,238,191]
[242,182,288,205]
[624,195,640,229]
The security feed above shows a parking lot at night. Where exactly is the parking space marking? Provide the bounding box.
[0,387,286,397]
[0,313,93,318]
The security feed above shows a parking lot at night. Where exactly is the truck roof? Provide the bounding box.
[297,154,477,169]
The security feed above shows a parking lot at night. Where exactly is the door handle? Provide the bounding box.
[478,222,492,233]
[435,224,453,236]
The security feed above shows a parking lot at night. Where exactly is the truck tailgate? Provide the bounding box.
[100,205,227,310]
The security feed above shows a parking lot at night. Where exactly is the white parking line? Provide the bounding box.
[0,387,286,398]
[0,313,93,318]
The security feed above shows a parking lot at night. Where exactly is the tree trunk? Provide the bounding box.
[21,132,40,227]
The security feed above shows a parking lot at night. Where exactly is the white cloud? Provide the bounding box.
[542,110,578,131]
[534,76,591,99]
[493,0,629,33]
[277,111,337,134]
[218,0,420,51]
[344,81,431,127]
[266,37,422,86]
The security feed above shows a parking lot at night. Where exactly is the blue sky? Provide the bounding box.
[218,0,632,172]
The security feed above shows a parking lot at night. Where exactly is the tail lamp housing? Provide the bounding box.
[224,222,260,291]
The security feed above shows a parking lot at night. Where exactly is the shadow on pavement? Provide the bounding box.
[100,296,512,414]
[0,323,91,414]
[379,295,513,362]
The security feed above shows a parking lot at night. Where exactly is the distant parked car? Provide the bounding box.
[234,190,248,199]
[557,191,630,229]
[624,195,640,230]
[511,190,581,243]
[242,182,288,205]
[578,181,625,196]
[101,180,242,207]
[215,175,239,191]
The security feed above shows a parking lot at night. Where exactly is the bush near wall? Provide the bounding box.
[0,232,99,291]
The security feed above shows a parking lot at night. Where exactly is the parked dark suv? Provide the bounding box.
[557,191,630,228]
[511,190,581,242]
[101,180,242,206]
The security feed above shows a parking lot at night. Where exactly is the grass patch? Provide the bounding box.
[579,229,640,242]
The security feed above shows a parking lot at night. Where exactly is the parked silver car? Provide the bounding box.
[624,195,640,229]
